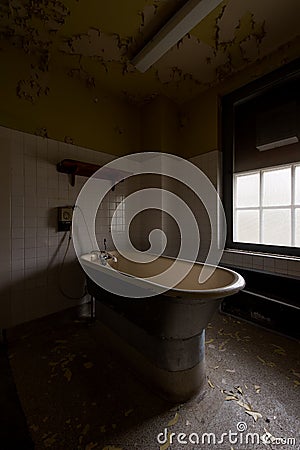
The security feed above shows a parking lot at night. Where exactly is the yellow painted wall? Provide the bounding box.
[160,97,180,155]
[0,46,140,157]
[140,98,164,152]
[1,38,299,159]
[140,96,180,153]
[179,88,218,157]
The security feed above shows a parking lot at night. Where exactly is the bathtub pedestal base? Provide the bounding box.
[82,253,245,401]
[90,286,208,403]
[92,316,206,403]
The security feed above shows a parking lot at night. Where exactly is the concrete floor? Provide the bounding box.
[0,340,34,450]
[5,306,300,450]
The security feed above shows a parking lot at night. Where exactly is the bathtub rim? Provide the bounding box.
[80,252,245,298]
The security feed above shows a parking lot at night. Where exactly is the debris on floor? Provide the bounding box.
[5,311,300,449]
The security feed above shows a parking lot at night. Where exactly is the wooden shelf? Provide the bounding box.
[56,159,129,188]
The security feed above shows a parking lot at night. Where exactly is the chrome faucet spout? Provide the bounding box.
[102,252,117,263]
[90,243,117,264]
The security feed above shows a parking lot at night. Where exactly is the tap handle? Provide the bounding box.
[104,238,107,252]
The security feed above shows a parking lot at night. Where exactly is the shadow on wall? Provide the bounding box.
[5,261,86,326]
[47,207,87,290]
[47,209,87,300]
[93,172,213,263]
[4,227,87,328]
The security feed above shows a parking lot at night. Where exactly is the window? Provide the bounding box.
[222,58,300,256]
[234,164,300,247]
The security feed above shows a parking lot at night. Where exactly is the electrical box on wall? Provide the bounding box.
[57,206,73,232]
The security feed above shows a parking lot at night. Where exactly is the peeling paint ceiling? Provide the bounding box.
[0,0,299,105]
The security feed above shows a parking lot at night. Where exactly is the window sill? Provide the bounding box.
[224,248,300,262]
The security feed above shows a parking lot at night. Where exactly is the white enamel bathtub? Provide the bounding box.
[81,251,245,300]
[81,251,245,339]
[82,251,245,401]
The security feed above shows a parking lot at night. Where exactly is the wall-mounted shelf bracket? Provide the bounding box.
[56,159,130,188]
[57,159,101,186]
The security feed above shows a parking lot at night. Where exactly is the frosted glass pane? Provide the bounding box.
[262,209,291,246]
[295,166,300,205]
[295,208,300,247]
[235,173,259,207]
[234,210,259,243]
[262,168,291,206]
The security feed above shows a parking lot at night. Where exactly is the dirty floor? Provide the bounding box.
[4,307,300,450]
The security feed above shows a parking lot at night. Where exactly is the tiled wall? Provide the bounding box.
[221,249,300,278]
[0,133,12,327]
[95,186,129,252]
[1,129,299,330]
[0,125,116,328]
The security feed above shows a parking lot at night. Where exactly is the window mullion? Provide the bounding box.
[233,163,298,251]
[259,169,263,244]
[233,174,237,242]
[291,164,295,247]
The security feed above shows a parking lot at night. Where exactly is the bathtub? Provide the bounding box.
[82,251,245,402]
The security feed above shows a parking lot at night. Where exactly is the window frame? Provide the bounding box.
[222,58,300,257]
[233,163,300,248]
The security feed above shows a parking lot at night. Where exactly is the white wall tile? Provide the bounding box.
[263,257,275,273]
[11,247,24,260]
[11,259,24,271]
[24,216,37,228]
[37,246,48,258]
[3,125,299,328]
[24,133,36,156]
[12,227,24,239]
[12,238,24,251]
[0,125,117,327]
[274,258,288,275]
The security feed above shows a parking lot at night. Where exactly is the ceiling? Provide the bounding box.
[0,0,300,104]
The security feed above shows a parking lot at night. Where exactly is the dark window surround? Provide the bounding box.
[221,58,300,257]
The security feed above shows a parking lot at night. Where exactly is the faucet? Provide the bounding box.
[90,239,117,265]
[102,238,117,263]
[100,252,118,264]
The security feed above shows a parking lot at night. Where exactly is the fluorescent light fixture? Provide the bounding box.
[131,0,224,73]
[257,136,299,151]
